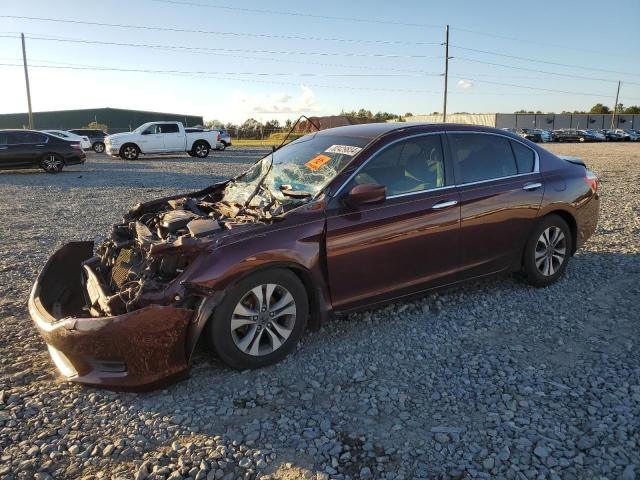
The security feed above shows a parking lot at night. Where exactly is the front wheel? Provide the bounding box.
[218,141,227,151]
[92,142,105,153]
[206,269,308,369]
[41,153,64,173]
[523,215,572,287]
[120,144,139,160]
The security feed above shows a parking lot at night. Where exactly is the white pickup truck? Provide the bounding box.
[105,121,221,160]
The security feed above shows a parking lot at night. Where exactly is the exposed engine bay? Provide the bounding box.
[80,181,297,318]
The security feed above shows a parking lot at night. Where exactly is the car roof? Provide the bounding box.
[313,122,515,141]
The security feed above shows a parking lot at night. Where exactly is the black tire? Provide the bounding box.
[187,151,197,157]
[192,141,210,158]
[40,153,64,173]
[120,144,139,160]
[92,142,105,153]
[218,141,227,151]
[206,269,308,369]
[523,215,572,288]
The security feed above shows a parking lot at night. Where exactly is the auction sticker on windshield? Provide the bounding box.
[305,154,332,171]
[325,145,363,156]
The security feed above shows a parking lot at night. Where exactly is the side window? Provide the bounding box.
[351,135,446,197]
[160,123,179,133]
[510,140,535,173]
[143,124,158,135]
[7,132,45,144]
[449,134,517,184]
[25,133,47,143]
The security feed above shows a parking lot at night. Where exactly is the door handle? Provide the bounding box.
[523,182,542,191]
[431,199,458,209]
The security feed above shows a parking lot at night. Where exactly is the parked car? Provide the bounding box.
[601,129,626,141]
[185,127,228,153]
[520,128,551,143]
[105,122,220,160]
[68,128,108,153]
[584,129,606,142]
[552,129,595,142]
[0,130,86,173]
[614,129,640,141]
[43,130,91,150]
[218,129,232,150]
[29,123,600,388]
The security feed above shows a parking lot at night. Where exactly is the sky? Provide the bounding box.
[1,0,639,124]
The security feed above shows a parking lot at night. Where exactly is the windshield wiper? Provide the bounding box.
[241,152,274,210]
[279,184,312,199]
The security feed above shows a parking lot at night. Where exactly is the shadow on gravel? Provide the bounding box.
[0,167,229,189]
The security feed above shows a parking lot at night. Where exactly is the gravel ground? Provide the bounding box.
[0,144,638,480]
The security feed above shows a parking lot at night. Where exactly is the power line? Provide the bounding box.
[0,62,444,94]
[449,75,640,100]
[4,61,634,100]
[0,61,435,78]
[0,15,442,47]
[452,27,630,58]
[149,0,442,28]
[454,57,640,86]
[451,44,640,77]
[0,33,443,60]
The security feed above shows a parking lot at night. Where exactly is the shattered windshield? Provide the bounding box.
[224,133,370,206]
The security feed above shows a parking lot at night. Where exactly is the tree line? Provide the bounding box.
[515,104,640,115]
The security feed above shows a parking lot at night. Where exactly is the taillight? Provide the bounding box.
[70,142,82,150]
[584,170,598,192]
[217,132,221,141]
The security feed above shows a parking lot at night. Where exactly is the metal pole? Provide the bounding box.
[611,80,621,129]
[21,33,34,129]
[443,24,449,123]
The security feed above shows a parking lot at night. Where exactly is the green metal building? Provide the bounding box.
[0,107,204,133]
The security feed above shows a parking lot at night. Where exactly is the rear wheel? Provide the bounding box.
[40,153,64,173]
[218,141,227,151]
[92,142,105,153]
[120,144,139,160]
[206,269,308,369]
[193,141,210,158]
[523,215,572,287]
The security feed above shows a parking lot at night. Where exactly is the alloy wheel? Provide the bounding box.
[42,154,63,173]
[230,283,297,356]
[534,226,567,276]
[123,146,137,160]
[94,142,105,153]
[195,144,208,157]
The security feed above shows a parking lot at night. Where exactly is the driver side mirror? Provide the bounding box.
[343,183,386,207]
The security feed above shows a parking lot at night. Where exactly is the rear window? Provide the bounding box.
[159,124,179,133]
[449,133,518,184]
[510,140,535,173]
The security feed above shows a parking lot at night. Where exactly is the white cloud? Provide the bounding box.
[457,79,474,90]
[252,85,319,114]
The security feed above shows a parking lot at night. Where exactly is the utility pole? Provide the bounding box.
[610,80,621,129]
[443,24,450,123]
[21,33,34,130]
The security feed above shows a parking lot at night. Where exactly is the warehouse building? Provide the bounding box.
[402,113,640,130]
[0,107,204,133]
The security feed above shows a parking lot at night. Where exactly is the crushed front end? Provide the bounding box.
[29,182,289,389]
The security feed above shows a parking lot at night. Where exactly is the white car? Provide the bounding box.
[42,130,91,150]
[105,122,221,160]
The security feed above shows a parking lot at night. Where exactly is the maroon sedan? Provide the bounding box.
[29,123,600,388]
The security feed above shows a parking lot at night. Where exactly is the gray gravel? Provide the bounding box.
[0,144,638,479]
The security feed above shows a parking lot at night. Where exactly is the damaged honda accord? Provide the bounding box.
[29,123,600,389]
